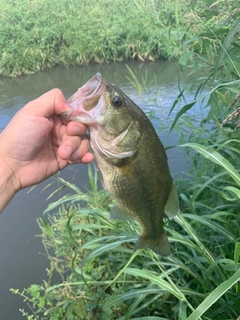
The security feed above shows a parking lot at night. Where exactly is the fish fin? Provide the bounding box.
[134,230,171,257]
[110,204,134,220]
[164,182,179,219]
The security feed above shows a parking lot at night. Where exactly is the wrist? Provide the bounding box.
[0,154,20,213]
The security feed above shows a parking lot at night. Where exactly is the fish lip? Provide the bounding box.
[90,72,102,96]
[59,73,105,124]
[75,73,103,102]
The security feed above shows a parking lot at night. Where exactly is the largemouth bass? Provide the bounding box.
[61,73,179,256]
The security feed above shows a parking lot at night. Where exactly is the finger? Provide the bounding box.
[58,135,83,160]
[66,121,88,136]
[79,152,95,164]
[24,88,70,118]
[58,132,92,161]
[69,135,92,161]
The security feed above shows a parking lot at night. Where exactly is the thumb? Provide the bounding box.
[25,88,71,118]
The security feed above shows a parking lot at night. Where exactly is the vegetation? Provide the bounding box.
[6,0,240,319]
[0,0,239,77]
[10,162,240,319]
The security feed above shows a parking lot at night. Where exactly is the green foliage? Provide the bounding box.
[0,0,239,76]
[11,163,240,319]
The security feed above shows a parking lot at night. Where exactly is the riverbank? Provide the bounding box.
[0,0,238,77]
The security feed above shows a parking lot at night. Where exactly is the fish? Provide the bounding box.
[60,73,179,256]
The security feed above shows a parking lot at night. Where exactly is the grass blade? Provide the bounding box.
[234,243,240,270]
[212,18,240,80]
[103,287,165,309]
[170,79,240,130]
[181,143,240,185]
[130,317,168,320]
[124,267,185,300]
[170,101,196,131]
[187,267,240,320]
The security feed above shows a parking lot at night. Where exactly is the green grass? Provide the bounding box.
[11,158,240,319]
[0,0,239,77]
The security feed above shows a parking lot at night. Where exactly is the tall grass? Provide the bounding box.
[0,0,239,77]
[11,162,240,319]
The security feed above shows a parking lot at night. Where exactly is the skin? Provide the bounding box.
[0,88,94,213]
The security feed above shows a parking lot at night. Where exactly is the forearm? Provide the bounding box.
[0,159,18,213]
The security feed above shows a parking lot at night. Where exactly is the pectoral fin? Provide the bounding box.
[110,204,135,220]
[164,182,179,219]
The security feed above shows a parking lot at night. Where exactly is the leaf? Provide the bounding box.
[221,186,240,201]
[82,235,137,262]
[123,267,185,300]
[43,194,76,213]
[170,79,240,130]
[27,284,41,295]
[83,241,128,260]
[234,243,240,270]
[212,18,240,80]
[174,214,215,263]
[181,143,240,186]
[187,268,240,320]
[183,213,235,241]
[103,287,165,310]
[131,317,168,320]
[41,218,54,236]
[170,101,196,131]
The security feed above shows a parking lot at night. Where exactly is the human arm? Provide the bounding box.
[0,89,94,213]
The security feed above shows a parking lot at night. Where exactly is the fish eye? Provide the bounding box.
[111,95,122,108]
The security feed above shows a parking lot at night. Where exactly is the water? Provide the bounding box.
[0,60,209,319]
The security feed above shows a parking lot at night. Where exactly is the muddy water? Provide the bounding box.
[0,60,209,319]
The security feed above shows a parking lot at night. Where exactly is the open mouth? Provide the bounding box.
[67,73,105,111]
[59,73,106,123]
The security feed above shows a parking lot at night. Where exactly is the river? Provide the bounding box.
[0,60,209,319]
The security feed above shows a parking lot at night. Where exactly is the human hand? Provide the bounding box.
[0,88,94,193]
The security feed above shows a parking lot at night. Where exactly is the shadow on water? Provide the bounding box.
[0,60,210,320]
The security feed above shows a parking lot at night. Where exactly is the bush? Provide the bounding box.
[0,0,239,76]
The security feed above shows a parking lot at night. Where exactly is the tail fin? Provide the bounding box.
[134,230,171,257]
